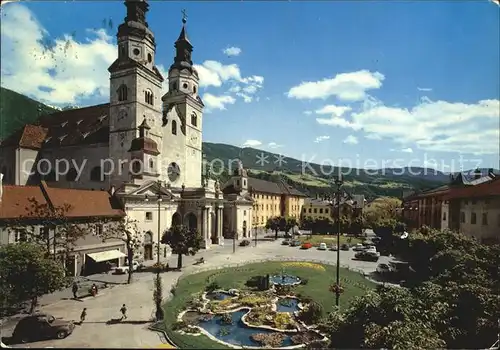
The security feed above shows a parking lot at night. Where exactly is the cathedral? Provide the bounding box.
[0,0,255,252]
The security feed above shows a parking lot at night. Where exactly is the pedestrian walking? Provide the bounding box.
[80,308,87,323]
[120,304,127,320]
[72,282,78,299]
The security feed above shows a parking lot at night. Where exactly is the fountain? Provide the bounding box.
[269,268,301,286]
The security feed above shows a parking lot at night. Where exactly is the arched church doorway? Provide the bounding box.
[143,231,153,261]
[210,212,217,244]
[171,212,182,227]
[185,212,197,232]
[243,220,247,238]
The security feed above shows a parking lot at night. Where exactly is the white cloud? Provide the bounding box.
[489,0,499,6]
[0,4,117,105]
[287,70,385,101]
[417,87,433,92]
[390,147,414,153]
[202,93,235,111]
[267,142,282,149]
[303,110,312,115]
[223,46,242,57]
[194,61,264,104]
[343,135,358,145]
[323,97,499,155]
[314,135,330,143]
[242,139,262,147]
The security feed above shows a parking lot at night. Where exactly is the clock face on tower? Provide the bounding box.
[167,162,181,182]
[117,109,127,121]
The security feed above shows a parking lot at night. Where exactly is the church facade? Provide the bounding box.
[0,0,254,252]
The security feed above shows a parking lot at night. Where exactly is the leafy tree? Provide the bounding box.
[298,301,323,324]
[98,217,142,284]
[363,196,402,228]
[266,216,280,240]
[12,197,88,259]
[161,225,202,269]
[0,243,68,313]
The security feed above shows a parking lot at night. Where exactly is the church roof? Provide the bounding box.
[1,104,110,150]
[444,177,500,200]
[223,177,306,197]
[0,124,48,150]
[0,181,124,221]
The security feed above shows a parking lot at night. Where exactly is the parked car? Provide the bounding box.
[282,239,290,245]
[318,243,327,250]
[354,251,379,262]
[364,246,380,256]
[12,313,75,343]
[239,239,250,247]
[330,244,338,251]
[377,263,391,274]
[290,239,301,247]
[340,243,350,251]
[352,243,365,251]
[115,260,141,274]
[301,242,313,249]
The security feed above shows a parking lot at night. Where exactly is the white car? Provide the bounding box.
[364,246,380,256]
[318,243,327,250]
[115,261,141,274]
[352,243,365,251]
[377,263,391,274]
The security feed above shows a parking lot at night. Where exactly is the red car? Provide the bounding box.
[301,242,313,249]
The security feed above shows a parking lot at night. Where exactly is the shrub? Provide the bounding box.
[172,320,187,330]
[239,239,251,246]
[298,301,323,325]
[275,284,293,296]
[220,313,233,325]
[301,278,309,285]
[273,312,294,329]
[251,333,286,347]
[205,281,220,293]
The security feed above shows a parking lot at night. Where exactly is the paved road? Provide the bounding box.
[1,237,392,348]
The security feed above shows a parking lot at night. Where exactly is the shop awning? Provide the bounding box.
[87,250,126,262]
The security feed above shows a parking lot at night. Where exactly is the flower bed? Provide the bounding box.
[281,262,326,271]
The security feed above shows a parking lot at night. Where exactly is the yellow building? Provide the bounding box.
[302,198,332,220]
[223,169,306,229]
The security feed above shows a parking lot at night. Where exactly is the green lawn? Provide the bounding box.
[298,235,363,247]
[161,261,374,349]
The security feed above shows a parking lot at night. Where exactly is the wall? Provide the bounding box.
[458,197,500,241]
[302,202,331,220]
[251,192,280,227]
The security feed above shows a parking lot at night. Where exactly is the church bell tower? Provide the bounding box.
[161,13,204,188]
[108,0,164,187]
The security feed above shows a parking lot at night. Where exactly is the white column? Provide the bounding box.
[218,207,224,245]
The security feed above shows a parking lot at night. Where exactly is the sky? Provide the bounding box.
[1,0,499,173]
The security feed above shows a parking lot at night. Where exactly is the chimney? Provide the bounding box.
[0,173,3,202]
[488,168,495,177]
[474,168,481,180]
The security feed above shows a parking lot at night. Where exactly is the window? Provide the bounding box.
[266,204,269,210]
[147,53,152,63]
[193,86,197,94]
[191,113,197,127]
[149,159,154,169]
[482,213,488,225]
[183,83,188,89]
[261,216,264,223]
[319,208,323,214]
[302,208,306,212]
[471,212,477,225]
[243,210,246,216]
[308,208,312,213]
[145,90,154,105]
[118,84,128,101]
[243,179,246,186]
[236,180,240,186]
[460,212,465,223]
[66,168,77,182]
[442,212,447,221]
[146,212,153,221]
[90,166,103,182]
[95,224,103,236]
[314,208,317,213]
[173,82,177,91]
[325,209,329,214]
[171,120,177,135]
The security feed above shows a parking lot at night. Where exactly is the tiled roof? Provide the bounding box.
[39,104,110,148]
[0,181,124,220]
[0,185,48,219]
[444,177,500,199]
[304,198,330,205]
[0,125,48,149]
[223,177,306,198]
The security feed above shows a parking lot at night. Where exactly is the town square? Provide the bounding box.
[0,0,499,349]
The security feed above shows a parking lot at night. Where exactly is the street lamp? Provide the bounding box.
[333,175,344,308]
[144,182,164,321]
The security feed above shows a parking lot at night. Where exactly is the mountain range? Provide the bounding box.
[1,87,497,200]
